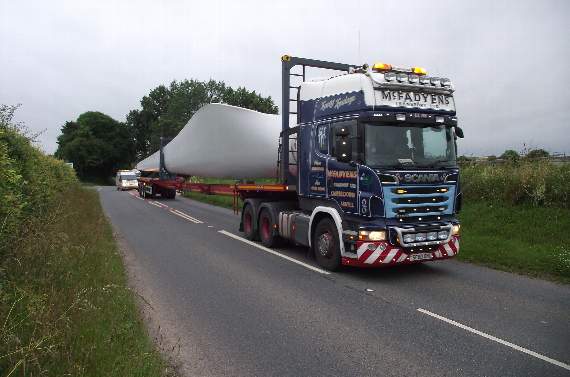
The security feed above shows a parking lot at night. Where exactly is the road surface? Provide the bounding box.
[99,187,570,377]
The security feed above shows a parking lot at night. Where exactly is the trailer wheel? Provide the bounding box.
[313,218,342,271]
[259,209,279,247]
[242,204,258,241]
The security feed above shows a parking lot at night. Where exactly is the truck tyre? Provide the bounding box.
[166,189,176,199]
[242,204,258,241]
[313,218,342,271]
[259,209,279,247]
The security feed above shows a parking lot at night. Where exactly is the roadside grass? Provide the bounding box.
[181,190,570,284]
[458,201,570,284]
[187,176,277,185]
[183,191,240,210]
[0,186,174,376]
[461,160,569,208]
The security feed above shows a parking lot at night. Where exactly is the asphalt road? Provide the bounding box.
[99,187,570,377]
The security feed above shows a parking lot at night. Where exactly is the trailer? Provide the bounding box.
[137,138,178,199]
[138,55,465,271]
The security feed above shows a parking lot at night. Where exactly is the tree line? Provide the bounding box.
[55,79,278,181]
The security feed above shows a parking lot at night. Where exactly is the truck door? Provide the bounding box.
[327,120,359,214]
[307,123,328,197]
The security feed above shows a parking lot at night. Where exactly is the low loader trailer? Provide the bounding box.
[144,55,465,271]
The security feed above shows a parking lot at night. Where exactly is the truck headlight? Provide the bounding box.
[415,233,427,242]
[359,230,387,241]
[427,232,438,241]
[452,224,460,235]
[437,231,448,240]
[368,231,386,241]
[403,233,415,243]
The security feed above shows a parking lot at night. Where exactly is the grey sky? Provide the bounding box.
[1,0,569,156]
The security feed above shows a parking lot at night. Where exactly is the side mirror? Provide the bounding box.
[335,135,352,163]
[455,126,464,139]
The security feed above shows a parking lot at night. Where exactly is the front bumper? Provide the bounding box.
[342,235,460,267]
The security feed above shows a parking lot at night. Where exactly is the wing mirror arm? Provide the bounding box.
[454,126,464,139]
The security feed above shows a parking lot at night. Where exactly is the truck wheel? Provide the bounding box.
[242,204,258,241]
[313,218,342,271]
[166,189,176,199]
[259,209,279,247]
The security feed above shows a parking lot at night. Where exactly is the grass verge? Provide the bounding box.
[182,191,569,284]
[0,186,173,376]
[458,201,569,284]
[183,191,241,210]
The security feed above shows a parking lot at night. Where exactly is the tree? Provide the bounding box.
[126,79,278,160]
[526,148,549,159]
[56,112,134,180]
[500,149,519,162]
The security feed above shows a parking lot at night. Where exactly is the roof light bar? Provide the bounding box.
[372,62,393,72]
[411,67,427,75]
[384,72,396,81]
[441,78,452,87]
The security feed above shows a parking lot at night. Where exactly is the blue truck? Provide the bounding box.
[237,55,464,271]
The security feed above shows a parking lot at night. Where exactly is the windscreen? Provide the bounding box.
[363,122,456,168]
[120,175,137,180]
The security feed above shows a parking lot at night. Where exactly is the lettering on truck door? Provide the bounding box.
[328,121,358,213]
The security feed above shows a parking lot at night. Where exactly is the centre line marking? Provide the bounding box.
[417,308,570,371]
[149,201,163,208]
[218,230,330,275]
[150,201,169,209]
[170,209,203,224]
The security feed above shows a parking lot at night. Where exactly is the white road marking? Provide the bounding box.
[149,201,163,208]
[150,201,169,209]
[170,209,203,224]
[218,230,330,275]
[417,308,570,371]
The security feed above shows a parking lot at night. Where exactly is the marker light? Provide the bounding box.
[430,77,441,86]
[420,76,430,84]
[441,78,452,87]
[408,74,419,83]
[384,72,396,81]
[411,67,427,75]
[372,62,393,72]
[397,73,408,82]
[396,114,406,121]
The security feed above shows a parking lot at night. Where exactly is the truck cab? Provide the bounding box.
[301,65,462,264]
[241,56,463,270]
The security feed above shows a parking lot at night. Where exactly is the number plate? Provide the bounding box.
[410,252,433,261]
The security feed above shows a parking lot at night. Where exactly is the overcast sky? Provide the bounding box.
[1,0,569,156]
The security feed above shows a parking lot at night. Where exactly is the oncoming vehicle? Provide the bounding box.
[116,170,139,191]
